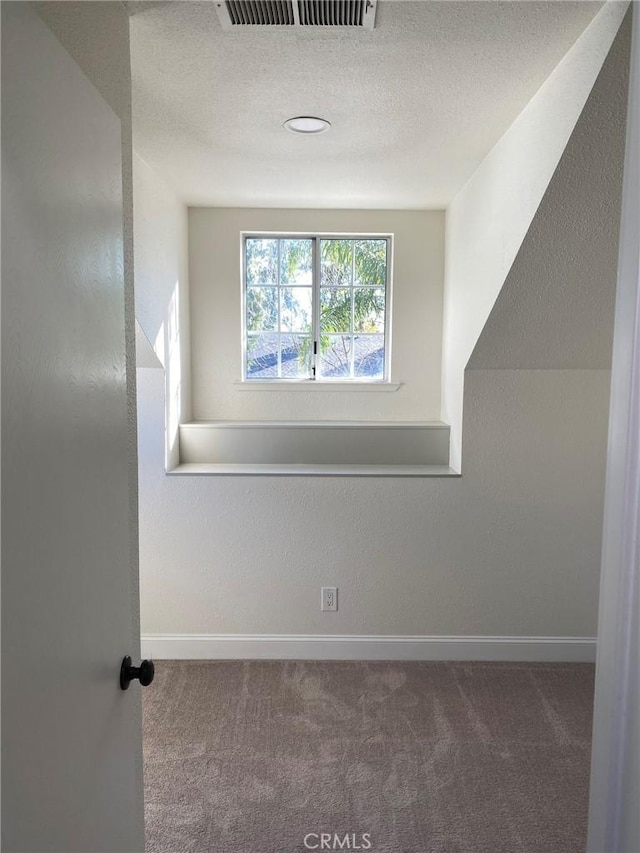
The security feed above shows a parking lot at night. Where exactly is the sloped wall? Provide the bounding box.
[443,2,628,469]
[469,11,629,371]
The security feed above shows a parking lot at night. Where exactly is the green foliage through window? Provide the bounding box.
[245,235,389,380]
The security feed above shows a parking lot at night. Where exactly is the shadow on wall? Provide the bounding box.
[148,281,182,468]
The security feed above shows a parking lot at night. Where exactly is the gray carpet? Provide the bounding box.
[143,661,594,853]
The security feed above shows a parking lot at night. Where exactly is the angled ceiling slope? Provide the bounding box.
[136,319,163,369]
[468,12,631,371]
[442,1,628,471]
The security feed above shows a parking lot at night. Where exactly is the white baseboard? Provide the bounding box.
[141,634,596,663]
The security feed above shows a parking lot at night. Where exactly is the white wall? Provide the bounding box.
[189,208,444,422]
[443,1,628,470]
[133,153,190,467]
[138,367,609,639]
[136,6,627,649]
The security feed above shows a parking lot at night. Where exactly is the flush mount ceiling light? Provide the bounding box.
[284,116,331,135]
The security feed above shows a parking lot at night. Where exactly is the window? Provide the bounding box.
[243,235,391,381]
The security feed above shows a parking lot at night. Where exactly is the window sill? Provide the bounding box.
[168,463,459,478]
[234,380,402,392]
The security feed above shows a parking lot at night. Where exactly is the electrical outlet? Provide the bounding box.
[321,587,338,611]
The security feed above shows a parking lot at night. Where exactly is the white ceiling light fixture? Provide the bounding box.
[284,116,331,135]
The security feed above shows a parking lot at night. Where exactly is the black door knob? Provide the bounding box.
[120,655,155,690]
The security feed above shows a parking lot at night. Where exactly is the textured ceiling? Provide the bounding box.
[129,0,603,208]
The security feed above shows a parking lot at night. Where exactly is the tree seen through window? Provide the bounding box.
[244,236,389,380]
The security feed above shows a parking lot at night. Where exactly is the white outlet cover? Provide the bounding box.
[321,587,338,611]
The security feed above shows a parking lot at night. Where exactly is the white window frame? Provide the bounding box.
[241,232,393,383]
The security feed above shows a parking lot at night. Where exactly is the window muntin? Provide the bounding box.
[244,235,390,381]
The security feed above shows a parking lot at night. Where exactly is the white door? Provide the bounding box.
[2,5,144,851]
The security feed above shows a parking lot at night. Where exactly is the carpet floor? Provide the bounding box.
[143,661,594,853]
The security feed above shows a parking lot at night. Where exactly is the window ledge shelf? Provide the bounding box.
[168,463,459,478]
[185,420,445,429]
[234,381,402,392]
[179,421,450,468]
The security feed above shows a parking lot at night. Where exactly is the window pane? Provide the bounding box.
[246,239,277,285]
[320,288,351,334]
[353,287,385,333]
[244,235,389,383]
[281,334,312,378]
[320,240,353,287]
[354,334,385,379]
[246,287,278,332]
[246,333,278,378]
[280,239,312,285]
[318,334,352,378]
[281,287,312,332]
[354,239,387,286]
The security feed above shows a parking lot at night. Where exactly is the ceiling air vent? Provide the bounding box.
[216,0,377,30]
